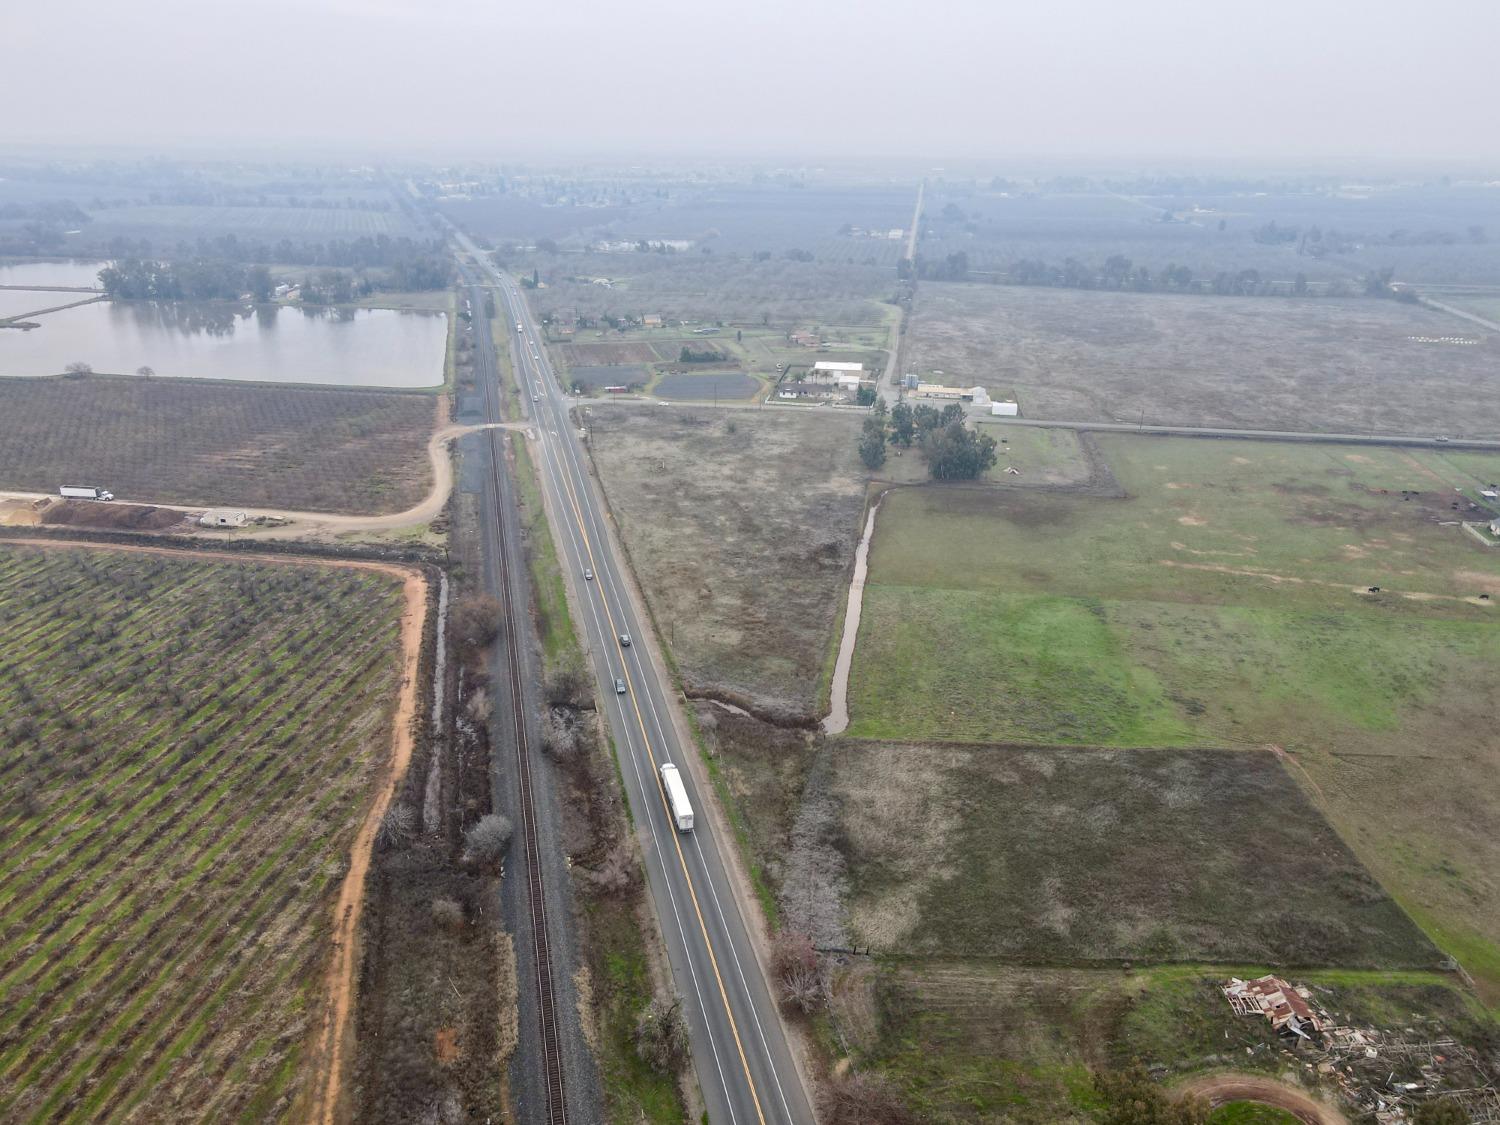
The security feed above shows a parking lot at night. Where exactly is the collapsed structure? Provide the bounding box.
[1223,975,1326,1038]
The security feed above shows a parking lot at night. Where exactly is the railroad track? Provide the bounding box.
[470,274,569,1125]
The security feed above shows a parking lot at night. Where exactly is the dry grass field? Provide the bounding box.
[831,742,1434,967]
[0,375,438,513]
[585,405,868,716]
[0,543,406,1122]
[907,285,1500,435]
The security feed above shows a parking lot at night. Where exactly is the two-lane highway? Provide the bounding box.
[455,234,813,1125]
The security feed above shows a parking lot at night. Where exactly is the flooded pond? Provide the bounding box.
[0,300,447,388]
[0,259,107,288]
[0,290,82,320]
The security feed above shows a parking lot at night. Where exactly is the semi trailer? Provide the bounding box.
[659,763,694,832]
[60,486,114,501]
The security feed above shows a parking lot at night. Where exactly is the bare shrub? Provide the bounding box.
[462,813,513,868]
[452,596,504,653]
[377,802,417,851]
[633,995,688,1074]
[430,897,465,932]
[465,688,492,724]
[544,665,592,709]
[770,929,824,1014]
[817,1070,915,1125]
[584,841,637,897]
[540,709,577,759]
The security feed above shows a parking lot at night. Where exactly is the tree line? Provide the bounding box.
[857,398,999,480]
[98,254,452,302]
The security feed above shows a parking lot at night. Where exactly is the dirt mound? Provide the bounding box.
[42,499,190,530]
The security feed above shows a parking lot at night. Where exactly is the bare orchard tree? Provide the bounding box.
[64,362,93,376]
[135,365,155,379]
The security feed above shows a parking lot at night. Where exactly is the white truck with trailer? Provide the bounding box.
[659,763,694,832]
[60,486,114,501]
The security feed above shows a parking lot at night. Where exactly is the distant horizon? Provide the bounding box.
[5,0,1497,171]
[1,141,1497,185]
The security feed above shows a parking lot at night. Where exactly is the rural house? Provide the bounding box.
[642,313,663,328]
[776,382,828,400]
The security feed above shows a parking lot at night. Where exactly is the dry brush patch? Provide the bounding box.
[831,741,1437,969]
[907,284,1500,435]
[0,375,438,514]
[0,542,408,1124]
[585,405,868,715]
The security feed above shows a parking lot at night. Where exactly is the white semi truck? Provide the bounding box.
[60,486,114,501]
[659,763,694,832]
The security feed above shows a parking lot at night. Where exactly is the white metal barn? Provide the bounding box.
[991,401,1019,417]
[199,509,248,528]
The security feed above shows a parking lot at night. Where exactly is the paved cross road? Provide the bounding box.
[453,232,814,1125]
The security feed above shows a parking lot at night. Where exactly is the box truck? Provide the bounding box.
[659,763,694,832]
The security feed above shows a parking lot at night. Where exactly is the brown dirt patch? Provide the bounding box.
[434,1027,460,1066]
[1176,1072,1349,1124]
[39,498,191,530]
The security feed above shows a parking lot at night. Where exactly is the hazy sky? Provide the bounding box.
[6,0,1497,165]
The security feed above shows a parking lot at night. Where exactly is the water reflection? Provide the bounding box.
[0,299,446,388]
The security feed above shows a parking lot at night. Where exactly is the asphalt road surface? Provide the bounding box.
[454,233,814,1125]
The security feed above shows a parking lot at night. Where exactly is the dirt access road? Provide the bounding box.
[0,421,517,538]
[1177,1072,1350,1124]
[1,537,429,1125]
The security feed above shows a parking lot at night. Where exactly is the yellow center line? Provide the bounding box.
[534,371,770,1125]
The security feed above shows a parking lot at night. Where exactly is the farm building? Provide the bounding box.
[642,314,663,328]
[991,400,1019,416]
[812,361,864,380]
[915,383,982,401]
[1223,976,1326,1038]
[199,509,248,528]
[789,331,821,348]
[903,373,920,390]
[1490,517,1500,536]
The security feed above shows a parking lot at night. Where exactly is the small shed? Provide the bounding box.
[1490,517,1500,536]
[199,509,248,528]
[991,401,1019,417]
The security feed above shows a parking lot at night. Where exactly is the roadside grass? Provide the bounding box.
[510,435,585,680]
[589,898,684,1125]
[846,435,1500,999]
[0,544,405,1123]
[832,741,1434,967]
[851,962,1483,1125]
